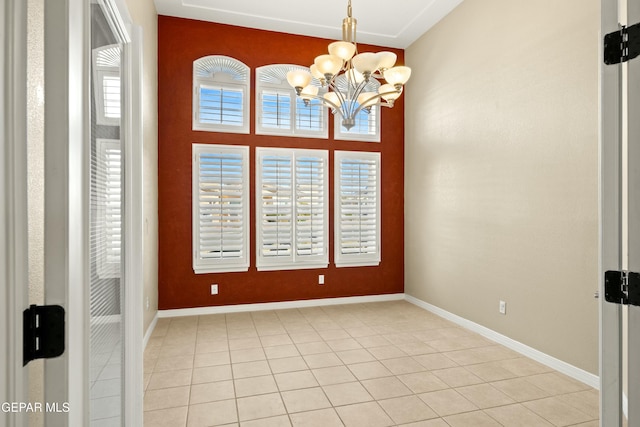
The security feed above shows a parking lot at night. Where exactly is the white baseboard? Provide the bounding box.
[404,294,600,389]
[143,312,158,350]
[158,293,405,318]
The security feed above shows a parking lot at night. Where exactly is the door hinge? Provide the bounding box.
[604,22,640,65]
[604,270,640,306]
[23,304,65,366]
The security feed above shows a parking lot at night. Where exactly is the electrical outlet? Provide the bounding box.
[211,284,219,295]
[499,300,506,315]
[318,275,325,285]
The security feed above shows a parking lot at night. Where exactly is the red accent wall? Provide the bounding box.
[158,16,405,310]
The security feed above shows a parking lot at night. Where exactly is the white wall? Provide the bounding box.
[404,0,600,374]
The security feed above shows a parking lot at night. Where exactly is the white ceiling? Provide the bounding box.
[153,0,464,49]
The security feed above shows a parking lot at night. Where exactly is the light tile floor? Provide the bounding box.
[143,301,600,427]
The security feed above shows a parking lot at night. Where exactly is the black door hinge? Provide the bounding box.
[23,304,65,366]
[605,270,640,306]
[604,22,640,65]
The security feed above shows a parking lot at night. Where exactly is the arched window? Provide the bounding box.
[193,55,250,133]
[256,64,327,138]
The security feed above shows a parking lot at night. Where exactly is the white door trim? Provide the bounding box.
[1,0,29,425]
[43,0,90,424]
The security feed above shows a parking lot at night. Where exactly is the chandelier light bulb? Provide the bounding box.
[286,69,312,90]
[314,54,343,77]
[378,83,402,101]
[310,64,325,81]
[329,41,356,61]
[351,52,379,75]
[383,66,412,86]
[357,92,377,108]
[376,51,397,71]
[300,85,319,100]
[345,68,364,84]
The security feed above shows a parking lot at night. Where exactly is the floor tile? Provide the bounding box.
[187,399,238,427]
[362,376,413,399]
[524,372,591,395]
[237,393,287,422]
[396,419,449,427]
[144,386,190,411]
[229,338,262,351]
[147,369,193,390]
[312,365,356,385]
[381,357,425,375]
[144,406,188,427]
[303,353,343,369]
[231,347,266,363]
[484,403,554,426]
[193,351,230,368]
[335,401,394,427]
[190,380,235,404]
[234,375,278,398]
[378,395,438,424]
[322,381,373,406]
[490,377,551,402]
[500,357,554,377]
[289,408,343,427]
[396,342,438,356]
[274,370,319,391]
[232,361,271,379]
[368,345,408,360]
[326,338,362,352]
[397,372,449,394]
[260,334,293,348]
[192,365,232,384]
[355,335,392,348]
[241,415,291,427]
[264,344,300,360]
[417,389,478,417]
[465,361,517,382]
[431,367,483,388]
[413,353,459,371]
[296,341,332,355]
[154,355,195,372]
[558,390,600,419]
[524,397,594,426]
[347,361,394,380]
[455,383,515,409]
[269,356,309,374]
[443,411,502,427]
[281,387,332,413]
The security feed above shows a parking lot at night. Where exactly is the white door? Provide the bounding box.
[2,0,143,425]
[600,0,640,426]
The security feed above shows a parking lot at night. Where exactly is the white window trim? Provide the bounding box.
[256,147,329,271]
[255,64,328,139]
[192,56,250,134]
[95,138,122,279]
[334,150,381,267]
[333,104,380,142]
[192,144,250,273]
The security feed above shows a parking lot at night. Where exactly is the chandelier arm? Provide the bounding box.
[351,88,400,117]
[299,92,342,112]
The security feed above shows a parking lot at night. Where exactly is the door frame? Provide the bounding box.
[43,0,144,425]
[1,0,29,425]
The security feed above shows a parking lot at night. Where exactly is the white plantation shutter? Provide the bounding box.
[261,90,292,130]
[296,157,325,257]
[198,85,245,127]
[193,144,249,273]
[193,56,250,133]
[93,45,121,126]
[95,139,122,278]
[335,151,381,267]
[256,65,327,138]
[257,148,328,270]
[260,155,293,258]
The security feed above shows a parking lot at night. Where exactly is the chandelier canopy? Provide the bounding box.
[286,0,411,131]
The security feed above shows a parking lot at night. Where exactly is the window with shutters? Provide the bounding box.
[192,144,249,273]
[256,65,327,138]
[95,139,122,278]
[333,76,381,142]
[93,45,121,126]
[256,147,328,270]
[193,56,250,134]
[335,151,381,267]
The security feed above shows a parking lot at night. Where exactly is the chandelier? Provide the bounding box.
[286,0,411,131]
